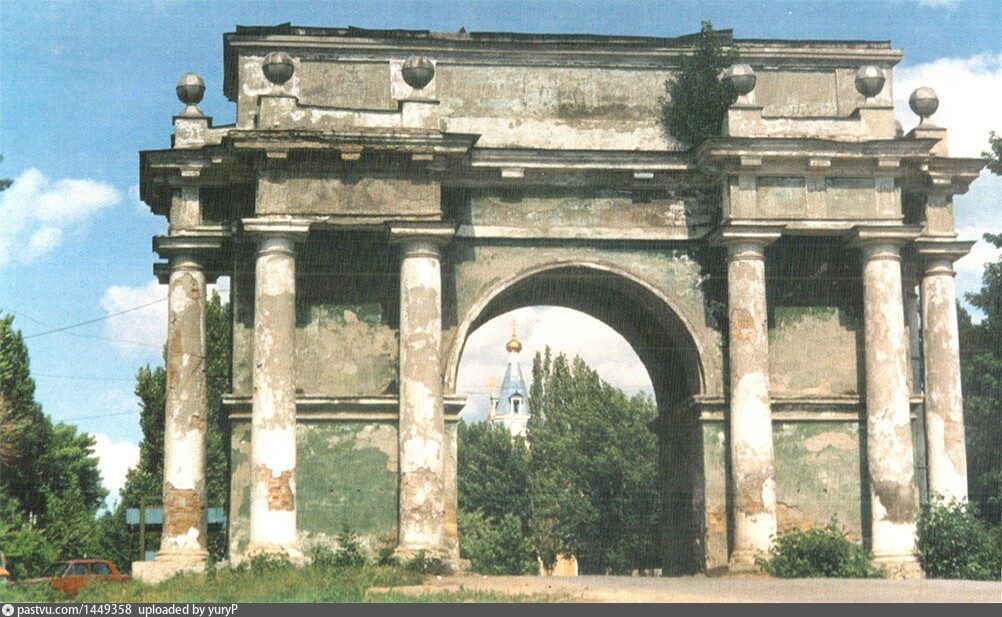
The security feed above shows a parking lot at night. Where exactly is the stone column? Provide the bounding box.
[716,226,781,569]
[917,241,973,502]
[390,223,454,558]
[853,229,921,578]
[159,254,208,561]
[248,233,302,559]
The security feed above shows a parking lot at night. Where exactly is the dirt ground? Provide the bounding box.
[396,574,1002,603]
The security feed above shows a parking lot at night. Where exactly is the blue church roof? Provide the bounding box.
[496,360,530,416]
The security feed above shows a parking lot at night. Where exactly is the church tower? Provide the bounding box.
[489,322,531,438]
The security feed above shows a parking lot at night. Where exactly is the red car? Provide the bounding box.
[26,560,130,596]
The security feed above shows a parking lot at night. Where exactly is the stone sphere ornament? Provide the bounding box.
[401,55,435,90]
[854,65,886,99]
[909,87,939,123]
[176,73,205,117]
[263,51,295,85]
[721,64,756,96]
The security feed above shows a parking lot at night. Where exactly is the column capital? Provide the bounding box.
[848,225,923,254]
[710,223,783,260]
[241,217,312,240]
[913,236,976,266]
[153,232,227,283]
[387,221,457,247]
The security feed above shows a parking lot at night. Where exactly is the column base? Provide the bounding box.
[874,554,924,579]
[244,541,305,566]
[727,550,768,574]
[394,545,458,572]
[132,550,207,584]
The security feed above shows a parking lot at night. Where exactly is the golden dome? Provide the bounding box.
[506,321,522,353]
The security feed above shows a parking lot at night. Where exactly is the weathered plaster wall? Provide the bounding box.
[769,307,859,396]
[295,303,398,397]
[726,176,900,221]
[773,421,863,539]
[456,188,715,239]
[701,421,728,571]
[229,419,401,559]
[232,232,401,398]
[257,173,440,219]
[766,239,862,397]
[754,68,885,118]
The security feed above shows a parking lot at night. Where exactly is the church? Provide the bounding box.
[487,325,531,438]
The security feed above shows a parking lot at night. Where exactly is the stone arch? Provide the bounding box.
[446,259,710,573]
[445,259,708,399]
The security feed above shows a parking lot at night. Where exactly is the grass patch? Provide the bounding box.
[0,563,554,603]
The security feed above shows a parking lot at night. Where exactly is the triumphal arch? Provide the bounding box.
[134,24,983,581]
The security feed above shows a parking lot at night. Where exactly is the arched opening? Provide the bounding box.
[450,264,707,574]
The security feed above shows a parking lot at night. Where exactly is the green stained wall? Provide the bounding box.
[228,419,400,559]
[773,421,863,540]
[701,420,728,570]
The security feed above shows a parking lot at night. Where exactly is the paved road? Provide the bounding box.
[416,574,1002,603]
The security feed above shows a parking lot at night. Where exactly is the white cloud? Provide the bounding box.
[894,53,1002,158]
[0,168,122,268]
[100,277,230,353]
[895,54,1002,315]
[92,432,140,507]
[100,279,168,353]
[456,306,653,420]
[914,0,959,8]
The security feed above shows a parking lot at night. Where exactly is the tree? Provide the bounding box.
[528,350,660,574]
[984,130,1001,175]
[0,314,54,519]
[0,154,11,192]
[457,421,531,523]
[957,133,1002,524]
[659,21,737,150]
[0,314,105,575]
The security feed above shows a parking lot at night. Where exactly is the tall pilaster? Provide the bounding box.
[714,225,781,570]
[852,227,922,578]
[390,222,455,558]
[915,239,974,502]
[244,219,309,559]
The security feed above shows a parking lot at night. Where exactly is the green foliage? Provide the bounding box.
[0,524,57,579]
[985,130,1001,175]
[757,520,883,578]
[528,350,660,574]
[659,21,737,150]
[0,314,105,574]
[0,154,11,192]
[403,551,451,576]
[458,510,536,575]
[959,232,1002,525]
[457,421,531,523]
[42,478,99,559]
[915,496,1002,580]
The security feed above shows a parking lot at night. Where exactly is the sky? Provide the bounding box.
[0,0,999,506]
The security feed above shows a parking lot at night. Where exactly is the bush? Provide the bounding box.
[916,496,1002,580]
[459,510,536,575]
[0,524,57,579]
[757,520,883,578]
[403,551,451,576]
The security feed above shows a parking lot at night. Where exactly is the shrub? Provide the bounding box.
[332,529,366,568]
[658,21,737,150]
[459,510,536,575]
[404,550,451,576]
[916,496,1002,580]
[757,520,883,578]
[0,524,57,579]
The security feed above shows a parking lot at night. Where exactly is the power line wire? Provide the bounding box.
[21,297,167,340]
